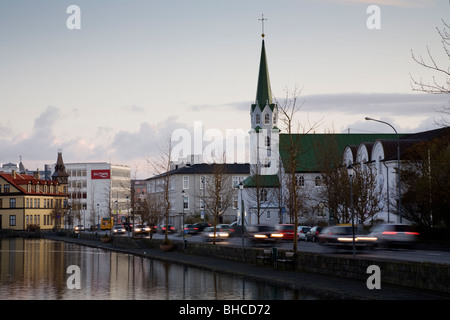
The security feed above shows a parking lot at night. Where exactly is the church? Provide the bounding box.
[238,31,418,227]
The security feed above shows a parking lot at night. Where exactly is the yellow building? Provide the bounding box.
[0,168,68,231]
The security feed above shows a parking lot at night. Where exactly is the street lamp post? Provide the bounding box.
[239,182,245,247]
[347,164,356,260]
[182,190,186,250]
[365,117,402,222]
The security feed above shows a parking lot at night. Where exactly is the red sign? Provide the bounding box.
[91,169,110,179]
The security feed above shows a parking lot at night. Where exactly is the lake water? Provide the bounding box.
[0,238,317,300]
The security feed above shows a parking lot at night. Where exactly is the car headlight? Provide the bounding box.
[254,234,268,239]
[270,233,284,238]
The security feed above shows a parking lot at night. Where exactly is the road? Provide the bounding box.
[86,229,450,265]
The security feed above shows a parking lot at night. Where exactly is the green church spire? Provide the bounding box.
[255,39,273,111]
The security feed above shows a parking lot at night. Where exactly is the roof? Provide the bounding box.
[252,39,275,112]
[146,163,250,181]
[241,174,280,188]
[0,172,62,196]
[279,133,401,173]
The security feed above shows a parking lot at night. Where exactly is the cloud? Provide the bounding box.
[301,92,449,116]
[326,0,435,7]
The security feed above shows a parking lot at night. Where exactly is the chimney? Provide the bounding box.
[34,169,40,180]
[12,170,16,178]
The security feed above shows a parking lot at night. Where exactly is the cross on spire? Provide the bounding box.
[259,14,267,38]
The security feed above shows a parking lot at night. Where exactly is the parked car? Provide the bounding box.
[112,224,126,234]
[368,224,419,248]
[193,222,211,232]
[122,222,133,232]
[159,224,175,234]
[183,224,199,234]
[317,225,377,249]
[245,225,283,245]
[275,224,296,240]
[202,226,230,242]
[297,226,311,241]
[305,226,323,242]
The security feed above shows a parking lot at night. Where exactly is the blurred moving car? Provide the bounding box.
[73,225,84,232]
[229,221,246,237]
[216,224,231,232]
[275,224,296,240]
[305,226,323,242]
[112,225,126,234]
[317,225,377,249]
[202,226,230,242]
[368,224,419,248]
[246,225,283,245]
[135,224,151,235]
[297,226,311,241]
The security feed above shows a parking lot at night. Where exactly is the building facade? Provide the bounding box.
[46,162,131,229]
[143,163,249,230]
[0,153,68,231]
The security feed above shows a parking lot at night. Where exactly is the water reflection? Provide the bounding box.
[0,238,315,300]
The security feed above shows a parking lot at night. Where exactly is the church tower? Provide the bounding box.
[51,150,69,185]
[249,32,280,176]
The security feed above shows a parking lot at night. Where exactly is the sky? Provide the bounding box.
[0,0,449,178]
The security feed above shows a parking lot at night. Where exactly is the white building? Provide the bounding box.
[46,162,131,228]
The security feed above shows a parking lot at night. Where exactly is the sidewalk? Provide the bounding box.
[45,234,450,300]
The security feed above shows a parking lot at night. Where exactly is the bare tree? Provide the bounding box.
[147,137,173,244]
[201,159,235,244]
[411,19,450,126]
[276,86,322,252]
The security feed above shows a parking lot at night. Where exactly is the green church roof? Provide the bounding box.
[279,133,401,173]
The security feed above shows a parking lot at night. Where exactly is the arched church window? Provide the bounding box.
[315,176,321,187]
[261,189,268,202]
[255,114,261,125]
[265,136,271,148]
[264,113,270,125]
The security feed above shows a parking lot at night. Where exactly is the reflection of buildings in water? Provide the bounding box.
[1,239,308,300]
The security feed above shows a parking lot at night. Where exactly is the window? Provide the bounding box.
[183,176,189,189]
[315,176,321,187]
[183,196,189,210]
[200,199,205,210]
[200,176,205,189]
[255,114,261,125]
[261,189,268,202]
[9,198,16,208]
[9,215,16,226]
[297,176,305,187]
[264,113,270,125]
[232,176,239,188]
[265,136,271,148]
[4,185,10,193]
[233,196,238,209]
